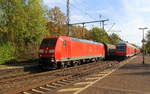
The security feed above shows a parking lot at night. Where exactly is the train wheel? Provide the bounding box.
[72,61,78,66]
[70,61,75,67]
[53,63,58,69]
[74,63,78,66]
[95,58,99,62]
[78,61,81,65]
[81,60,86,64]
[57,62,67,69]
[63,62,68,68]
[57,62,62,69]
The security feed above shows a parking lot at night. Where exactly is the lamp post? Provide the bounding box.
[139,27,148,64]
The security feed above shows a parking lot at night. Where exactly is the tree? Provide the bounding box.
[70,25,89,39]
[0,0,47,54]
[146,30,150,41]
[48,6,66,25]
[47,22,67,36]
[47,6,67,36]
[109,33,121,44]
[90,27,110,43]
[145,31,150,53]
[145,41,150,53]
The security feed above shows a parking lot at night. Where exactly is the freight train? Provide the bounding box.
[38,36,140,70]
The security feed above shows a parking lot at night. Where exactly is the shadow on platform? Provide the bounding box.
[120,63,150,70]
[120,71,150,76]
[118,63,150,76]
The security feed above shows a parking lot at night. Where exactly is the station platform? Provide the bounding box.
[78,55,150,94]
[55,55,150,94]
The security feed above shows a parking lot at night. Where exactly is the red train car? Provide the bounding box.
[115,42,136,58]
[39,36,105,69]
[134,47,140,54]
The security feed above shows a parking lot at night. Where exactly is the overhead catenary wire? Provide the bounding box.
[70,3,97,21]
[64,0,108,26]
[107,23,116,32]
[65,0,111,32]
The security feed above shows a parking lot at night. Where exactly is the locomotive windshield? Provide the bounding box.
[116,45,126,51]
[40,38,57,47]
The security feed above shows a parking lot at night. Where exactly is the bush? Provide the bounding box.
[0,42,15,64]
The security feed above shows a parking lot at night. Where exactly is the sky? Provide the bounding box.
[43,0,150,46]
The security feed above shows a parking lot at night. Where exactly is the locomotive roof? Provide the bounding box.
[70,37,103,45]
[43,36,103,45]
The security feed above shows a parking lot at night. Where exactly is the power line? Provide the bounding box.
[66,0,97,37]
[107,23,116,32]
[70,4,109,30]
[70,20,108,38]
[70,3,96,21]
[70,20,109,25]
[71,0,90,13]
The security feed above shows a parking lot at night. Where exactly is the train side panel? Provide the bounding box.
[56,37,105,62]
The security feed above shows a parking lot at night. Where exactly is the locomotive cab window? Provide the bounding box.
[63,40,67,46]
[40,38,57,47]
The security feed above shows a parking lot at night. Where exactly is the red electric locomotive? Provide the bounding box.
[39,36,105,69]
[115,42,137,58]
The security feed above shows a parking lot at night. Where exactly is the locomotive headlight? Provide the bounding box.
[49,49,55,53]
[51,58,54,62]
[39,49,44,53]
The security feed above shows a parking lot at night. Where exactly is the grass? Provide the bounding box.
[0,42,15,64]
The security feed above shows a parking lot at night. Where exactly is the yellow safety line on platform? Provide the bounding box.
[74,56,137,94]
[74,82,92,85]
[74,70,115,94]
[58,88,83,92]
[23,92,31,94]
[85,77,99,80]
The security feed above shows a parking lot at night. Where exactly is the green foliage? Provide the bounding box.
[0,0,47,53]
[48,6,67,25]
[0,42,15,64]
[90,27,110,43]
[70,26,89,39]
[110,33,121,44]
[145,31,150,53]
[0,0,48,63]
[145,41,150,53]
[146,31,150,41]
[0,3,125,64]
[47,6,67,36]
[47,22,67,36]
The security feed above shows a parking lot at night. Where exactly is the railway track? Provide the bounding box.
[0,65,41,82]
[26,57,136,94]
[1,55,138,94]
[0,60,121,94]
[19,60,123,94]
[0,61,108,84]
